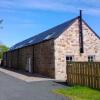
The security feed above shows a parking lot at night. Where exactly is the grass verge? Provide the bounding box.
[53,86,100,100]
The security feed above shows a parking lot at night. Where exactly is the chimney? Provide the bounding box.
[79,10,84,53]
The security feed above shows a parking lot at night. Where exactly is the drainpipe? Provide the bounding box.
[79,10,84,53]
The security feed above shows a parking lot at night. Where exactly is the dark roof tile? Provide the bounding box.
[10,17,78,51]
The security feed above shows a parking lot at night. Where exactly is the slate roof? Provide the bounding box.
[10,17,78,51]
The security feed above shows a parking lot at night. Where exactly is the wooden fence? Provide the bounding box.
[67,62,100,89]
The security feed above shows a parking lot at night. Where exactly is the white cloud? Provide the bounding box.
[0,0,100,16]
[82,0,100,3]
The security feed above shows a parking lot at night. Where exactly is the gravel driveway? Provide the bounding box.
[0,70,69,100]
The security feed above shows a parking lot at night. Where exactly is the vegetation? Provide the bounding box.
[0,45,9,59]
[54,86,100,100]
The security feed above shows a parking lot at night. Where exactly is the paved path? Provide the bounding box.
[0,68,53,82]
[0,69,69,100]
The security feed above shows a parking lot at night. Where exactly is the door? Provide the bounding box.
[26,57,32,73]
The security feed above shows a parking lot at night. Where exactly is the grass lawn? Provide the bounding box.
[54,86,100,100]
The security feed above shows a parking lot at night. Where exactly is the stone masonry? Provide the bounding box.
[3,40,55,78]
[54,19,100,80]
[34,40,55,78]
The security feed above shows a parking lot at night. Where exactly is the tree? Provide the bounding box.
[0,45,9,59]
[0,19,6,60]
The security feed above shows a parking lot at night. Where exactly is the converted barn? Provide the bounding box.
[3,11,100,81]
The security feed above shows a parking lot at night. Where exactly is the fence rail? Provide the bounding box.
[67,62,100,89]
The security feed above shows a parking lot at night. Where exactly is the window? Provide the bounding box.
[66,56,73,62]
[44,32,55,40]
[88,55,95,62]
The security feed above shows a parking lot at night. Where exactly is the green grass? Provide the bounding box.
[54,86,100,100]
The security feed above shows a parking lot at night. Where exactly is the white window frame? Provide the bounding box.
[88,55,95,62]
[66,56,74,62]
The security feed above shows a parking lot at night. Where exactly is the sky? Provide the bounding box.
[0,0,100,47]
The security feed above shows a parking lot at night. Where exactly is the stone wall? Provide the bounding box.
[3,46,34,72]
[34,40,55,78]
[54,19,100,80]
[11,50,19,69]
[6,51,12,68]
[18,46,33,71]
[2,52,7,67]
[3,40,55,78]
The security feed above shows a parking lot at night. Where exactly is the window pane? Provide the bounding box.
[66,57,69,60]
[88,55,95,62]
[70,57,72,61]
[66,56,73,61]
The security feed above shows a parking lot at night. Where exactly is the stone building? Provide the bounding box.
[3,12,100,81]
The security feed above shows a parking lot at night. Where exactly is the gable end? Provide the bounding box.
[83,20,100,40]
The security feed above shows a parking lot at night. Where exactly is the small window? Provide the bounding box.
[88,55,95,62]
[66,56,73,62]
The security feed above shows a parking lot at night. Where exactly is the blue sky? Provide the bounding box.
[0,0,100,47]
